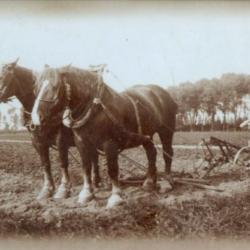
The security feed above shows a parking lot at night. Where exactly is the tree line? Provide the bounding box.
[1,72,250,132]
[168,73,250,131]
[0,108,21,131]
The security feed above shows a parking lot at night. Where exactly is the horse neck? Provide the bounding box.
[68,71,123,110]
[17,91,35,113]
[102,84,125,106]
[14,67,36,113]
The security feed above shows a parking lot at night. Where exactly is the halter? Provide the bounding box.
[0,67,39,130]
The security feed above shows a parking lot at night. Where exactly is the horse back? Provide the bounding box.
[122,84,177,128]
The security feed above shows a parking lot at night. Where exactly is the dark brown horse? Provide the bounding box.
[0,60,101,199]
[32,66,177,208]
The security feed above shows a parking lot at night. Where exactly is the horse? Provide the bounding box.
[0,60,101,200]
[31,66,177,208]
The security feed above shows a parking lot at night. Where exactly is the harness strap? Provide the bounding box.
[98,99,151,146]
[21,109,37,131]
[62,69,105,129]
[61,67,150,145]
[64,104,96,129]
[98,100,120,126]
[125,95,142,135]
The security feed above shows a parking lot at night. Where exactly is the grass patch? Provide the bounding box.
[0,131,249,147]
[173,131,250,146]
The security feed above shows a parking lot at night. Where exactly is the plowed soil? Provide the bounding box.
[0,138,250,239]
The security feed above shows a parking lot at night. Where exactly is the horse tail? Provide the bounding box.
[168,101,177,133]
[164,92,178,133]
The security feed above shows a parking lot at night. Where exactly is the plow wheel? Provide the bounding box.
[233,146,250,169]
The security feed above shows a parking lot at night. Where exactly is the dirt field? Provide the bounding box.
[0,132,250,239]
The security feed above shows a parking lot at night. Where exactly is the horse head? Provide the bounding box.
[31,66,68,126]
[0,58,19,102]
[31,65,102,127]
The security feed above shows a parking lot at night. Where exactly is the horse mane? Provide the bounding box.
[59,66,120,99]
[61,66,100,89]
[34,67,58,93]
[35,65,120,101]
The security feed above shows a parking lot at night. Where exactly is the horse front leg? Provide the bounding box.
[33,141,55,200]
[74,136,95,205]
[78,152,94,204]
[91,149,101,188]
[104,140,123,209]
[158,128,175,193]
[54,144,71,199]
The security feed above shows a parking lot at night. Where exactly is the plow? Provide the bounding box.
[1,135,249,194]
[199,136,250,177]
[118,136,250,193]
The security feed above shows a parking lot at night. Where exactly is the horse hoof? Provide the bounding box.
[159,180,173,194]
[78,189,94,205]
[37,187,54,200]
[142,179,156,192]
[106,193,123,209]
[54,184,71,199]
[165,174,174,186]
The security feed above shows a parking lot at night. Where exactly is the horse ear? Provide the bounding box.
[10,57,19,68]
[58,64,71,77]
[62,64,71,71]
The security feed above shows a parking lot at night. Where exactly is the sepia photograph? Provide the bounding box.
[0,0,250,249]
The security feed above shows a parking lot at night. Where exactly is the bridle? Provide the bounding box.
[0,66,34,101]
[38,80,64,104]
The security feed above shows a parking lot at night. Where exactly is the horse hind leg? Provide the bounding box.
[158,128,174,192]
[158,126,175,174]
[142,141,157,191]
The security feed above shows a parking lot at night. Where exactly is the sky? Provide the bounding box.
[1,0,250,111]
